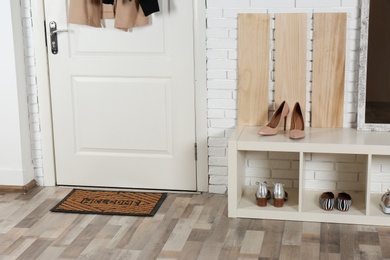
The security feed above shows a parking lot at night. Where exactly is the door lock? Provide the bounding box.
[49,21,68,54]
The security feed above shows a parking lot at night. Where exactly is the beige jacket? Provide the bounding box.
[69,0,149,31]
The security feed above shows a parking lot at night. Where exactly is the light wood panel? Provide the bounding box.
[274,13,307,128]
[0,187,390,259]
[312,13,347,128]
[237,14,270,126]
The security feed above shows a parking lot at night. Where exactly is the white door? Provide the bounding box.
[44,0,197,190]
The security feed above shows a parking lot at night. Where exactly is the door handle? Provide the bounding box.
[50,29,68,35]
[49,21,68,54]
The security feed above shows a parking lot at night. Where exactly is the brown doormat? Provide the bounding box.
[50,189,167,216]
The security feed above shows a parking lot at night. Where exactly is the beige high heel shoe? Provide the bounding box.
[258,101,289,136]
[289,102,305,139]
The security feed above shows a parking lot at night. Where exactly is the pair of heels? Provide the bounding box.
[319,192,352,211]
[255,182,288,208]
[255,190,289,207]
[257,101,305,139]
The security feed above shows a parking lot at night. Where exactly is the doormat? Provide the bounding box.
[50,189,167,216]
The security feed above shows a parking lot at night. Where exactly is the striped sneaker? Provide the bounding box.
[336,192,352,212]
[319,192,335,211]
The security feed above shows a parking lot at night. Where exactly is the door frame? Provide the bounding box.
[31,0,208,191]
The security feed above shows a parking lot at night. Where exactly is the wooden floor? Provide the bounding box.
[1,187,390,260]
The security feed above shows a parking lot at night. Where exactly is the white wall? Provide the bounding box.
[0,0,34,186]
[13,0,390,193]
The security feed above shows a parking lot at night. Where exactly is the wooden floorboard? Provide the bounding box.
[0,187,389,259]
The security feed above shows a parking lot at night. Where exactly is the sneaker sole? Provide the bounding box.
[380,201,390,214]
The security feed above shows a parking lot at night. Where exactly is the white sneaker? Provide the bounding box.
[380,190,390,214]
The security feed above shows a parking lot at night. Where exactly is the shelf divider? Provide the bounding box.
[366,154,372,216]
[298,151,304,212]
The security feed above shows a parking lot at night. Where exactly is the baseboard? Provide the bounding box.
[0,179,37,194]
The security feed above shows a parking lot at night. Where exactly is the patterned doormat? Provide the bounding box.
[50,189,167,216]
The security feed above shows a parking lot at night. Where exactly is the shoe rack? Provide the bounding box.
[228,126,390,226]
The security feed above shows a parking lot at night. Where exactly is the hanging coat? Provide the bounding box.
[68,0,154,31]
[103,0,160,16]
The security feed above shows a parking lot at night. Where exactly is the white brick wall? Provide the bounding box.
[20,0,390,193]
[371,156,390,193]
[235,137,389,196]
[246,151,299,190]
[21,0,44,186]
[303,153,366,192]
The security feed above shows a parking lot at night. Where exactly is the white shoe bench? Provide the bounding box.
[228,126,390,226]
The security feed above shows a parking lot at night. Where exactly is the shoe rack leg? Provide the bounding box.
[228,144,246,218]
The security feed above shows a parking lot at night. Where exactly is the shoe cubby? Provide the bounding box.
[300,152,368,216]
[228,126,390,225]
[245,150,299,210]
[368,155,390,218]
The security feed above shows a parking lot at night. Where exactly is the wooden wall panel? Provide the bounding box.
[274,13,307,128]
[237,14,270,126]
[312,13,347,128]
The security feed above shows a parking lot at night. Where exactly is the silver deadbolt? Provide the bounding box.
[49,21,68,54]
